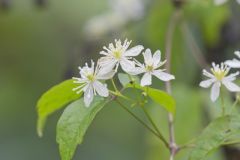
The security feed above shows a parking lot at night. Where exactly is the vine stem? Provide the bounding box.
[164,8,182,159]
[141,105,169,148]
[114,99,169,147]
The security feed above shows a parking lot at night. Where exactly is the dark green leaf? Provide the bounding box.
[189,115,240,160]
[56,97,106,160]
[37,79,82,137]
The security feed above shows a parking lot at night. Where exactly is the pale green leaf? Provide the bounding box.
[189,115,240,160]
[127,83,176,114]
[118,73,139,86]
[56,97,106,160]
[37,79,82,137]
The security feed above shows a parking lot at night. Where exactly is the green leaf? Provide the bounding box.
[127,83,176,114]
[56,97,106,160]
[189,115,240,160]
[37,79,82,137]
[118,73,139,86]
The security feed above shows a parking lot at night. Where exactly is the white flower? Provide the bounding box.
[200,62,240,102]
[130,49,175,86]
[225,51,240,68]
[72,60,115,107]
[98,39,144,73]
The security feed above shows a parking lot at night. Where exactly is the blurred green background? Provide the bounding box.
[0,0,240,160]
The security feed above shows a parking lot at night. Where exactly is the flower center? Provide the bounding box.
[211,69,227,80]
[146,65,154,72]
[86,74,95,82]
[113,50,122,59]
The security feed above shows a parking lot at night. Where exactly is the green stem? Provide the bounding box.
[141,105,169,148]
[111,78,118,92]
[220,88,225,116]
[230,98,238,114]
[115,99,169,147]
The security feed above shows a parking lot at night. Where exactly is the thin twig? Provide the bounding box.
[220,88,225,116]
[115,99,169,147]
[164,8,182,159]
[141,106,169,148]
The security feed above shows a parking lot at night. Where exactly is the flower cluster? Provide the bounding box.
[73,39,240,106]
[200,51,240,102]
[73,39,175,107]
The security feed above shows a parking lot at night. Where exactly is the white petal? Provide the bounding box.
[141,73,152,86]
[199,79,215,88]
[128,67,145,75]
[152,70,175,81]
[98,57,117,73]
[143,49,153,65]
[97,69,116,80]
[93,81,109,97]
[225,59,240,68]
[202,69,215,78]
[222,80,240,92]
[210,82,221,102]
[152,50,161,67]
[224,71,239,81]
[84,85,94,107]
[234,51,240,58]
[100,51,109,56]
[124,45,144,56]
[120,58,135,72]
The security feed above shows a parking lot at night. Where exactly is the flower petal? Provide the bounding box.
[152,70,175,81]
[97,69,116,80]
[153,50,161,67]
[98,57,117,73]
[124,45,144,56]
[225,59,240,68]
[202,69,215,78]
[210,82,221,102]
[224,71,239,81]
[128,67,145,75]
[199,79,215,88]
[141,73,152,86]
[222,80,240,92]
[143,49,153,65]
[93,81,109,97]
[84,85,94,107]
[120,58,135,72]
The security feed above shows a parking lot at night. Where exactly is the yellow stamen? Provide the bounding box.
[87,74,95,82]
[113,50,122,59]
[146,65,154,72]
[211,69,227,80]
